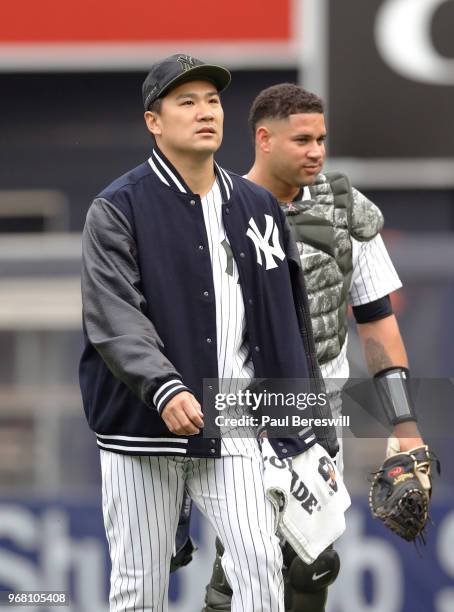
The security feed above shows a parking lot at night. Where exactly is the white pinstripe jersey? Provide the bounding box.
[200,180,257,456]
[301,186,402,381]
[200,180,254,384]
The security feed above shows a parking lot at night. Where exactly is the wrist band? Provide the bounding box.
[374,366,417,425]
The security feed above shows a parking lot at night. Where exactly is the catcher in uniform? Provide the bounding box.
[79,59,339,612]
[171,84,436,611]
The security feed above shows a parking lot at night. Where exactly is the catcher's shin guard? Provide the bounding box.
[202,538,232,612]
[282,542,340,612]
[203,538,340,612]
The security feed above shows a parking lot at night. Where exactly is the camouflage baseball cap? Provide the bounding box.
[142,53,231,111]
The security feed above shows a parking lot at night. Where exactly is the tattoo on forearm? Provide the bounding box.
[364,338,393,374]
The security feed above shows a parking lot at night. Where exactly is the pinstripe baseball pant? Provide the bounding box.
[100,449,284,612]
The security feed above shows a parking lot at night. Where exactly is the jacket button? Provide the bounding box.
[282,448,288,454]
[206,338,212,344]
[211,439,216,444]
[190,199,196,206]
[203,291,209,297]
[254,345,260,352]
[210,448,216,454]
[278,442,284,447]
[225,208,230,214]
[248,298,253,305]
[240,252,245,258]
[198,244,204,250]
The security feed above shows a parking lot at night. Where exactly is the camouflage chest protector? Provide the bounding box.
[283,172,383,365]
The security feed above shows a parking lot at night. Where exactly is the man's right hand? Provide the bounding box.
[160,391,204,435]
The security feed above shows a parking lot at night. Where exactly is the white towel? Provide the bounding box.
[261,440,351,564]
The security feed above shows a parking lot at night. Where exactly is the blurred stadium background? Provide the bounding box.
[0,0,453,610]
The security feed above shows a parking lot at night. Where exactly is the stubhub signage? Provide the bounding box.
[0,497,453,612]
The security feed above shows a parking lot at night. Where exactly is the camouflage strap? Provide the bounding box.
[283,172,355,366]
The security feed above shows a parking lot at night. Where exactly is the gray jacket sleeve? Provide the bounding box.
[81,197,190,413]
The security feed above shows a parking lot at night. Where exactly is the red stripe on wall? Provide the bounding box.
[1,0,290,42]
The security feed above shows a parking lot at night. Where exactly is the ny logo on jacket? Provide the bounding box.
[247,214,286,270]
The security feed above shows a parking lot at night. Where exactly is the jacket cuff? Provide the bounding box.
[153,379,189,414]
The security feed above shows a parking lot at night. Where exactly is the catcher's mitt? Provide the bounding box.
[369,444,439,543]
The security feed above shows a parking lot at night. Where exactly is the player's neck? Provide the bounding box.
[157,144,216,197]
[246,163,300,203]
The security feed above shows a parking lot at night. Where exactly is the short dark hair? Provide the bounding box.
[146,98,163,144]
[248,83,324,137]
[148,97,163,114]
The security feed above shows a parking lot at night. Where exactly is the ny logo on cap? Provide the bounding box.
[177,55,197,72]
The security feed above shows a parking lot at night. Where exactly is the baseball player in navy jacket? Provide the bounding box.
[79,55,337,611]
